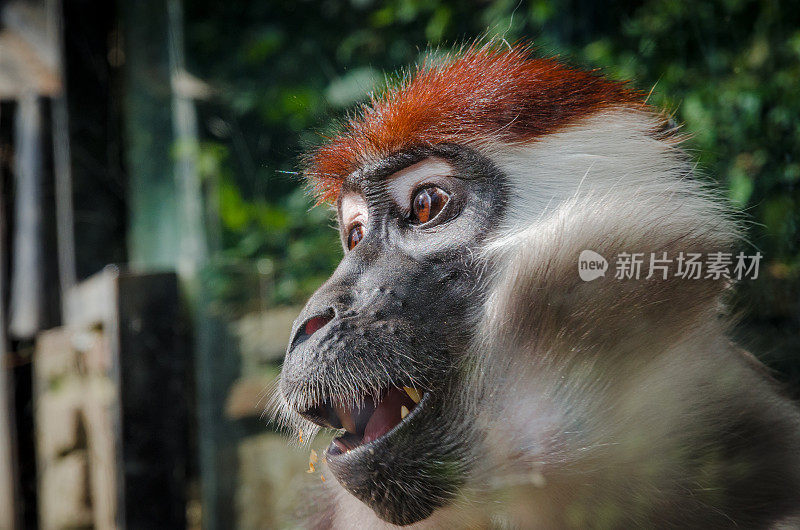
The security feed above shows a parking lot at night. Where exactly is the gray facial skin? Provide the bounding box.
[280,145,507,525]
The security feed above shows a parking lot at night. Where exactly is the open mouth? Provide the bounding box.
[299,386,425,457]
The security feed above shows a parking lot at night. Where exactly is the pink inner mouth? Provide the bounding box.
[331,387,420,454]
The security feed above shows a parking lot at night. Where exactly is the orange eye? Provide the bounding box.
[347,223,364,250]
[411,187,449,224]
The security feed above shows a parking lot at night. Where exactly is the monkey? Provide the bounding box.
[271,43,800,528]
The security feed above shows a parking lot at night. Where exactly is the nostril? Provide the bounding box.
[290,308,335,352]
[305,314,331,336]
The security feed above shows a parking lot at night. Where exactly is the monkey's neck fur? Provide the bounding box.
[323,110,800,529]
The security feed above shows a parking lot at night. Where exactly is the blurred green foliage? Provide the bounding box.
[182,0,799,328]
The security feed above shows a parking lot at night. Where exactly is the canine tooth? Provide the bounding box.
[321,474,326,483]
[403,386,421,404]
[334,405,356,433]
[401,405,409,419]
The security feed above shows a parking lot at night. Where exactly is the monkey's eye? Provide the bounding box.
[347,223,364,250]
[410,187,449,225]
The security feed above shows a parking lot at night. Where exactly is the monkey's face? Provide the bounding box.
[280,145,505,525]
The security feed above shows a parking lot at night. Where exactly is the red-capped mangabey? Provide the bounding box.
[272,43,800,528]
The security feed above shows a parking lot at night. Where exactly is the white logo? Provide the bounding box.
[578,250,608,281]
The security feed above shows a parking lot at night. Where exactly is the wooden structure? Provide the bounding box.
[1,1,195,528]
[1,1,64,527]
[1,0,291,528]
[33,270,190,529]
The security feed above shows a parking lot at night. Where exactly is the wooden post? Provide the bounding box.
[122,1,234,527]
[0,104,20,530]
[34,269,190,529]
